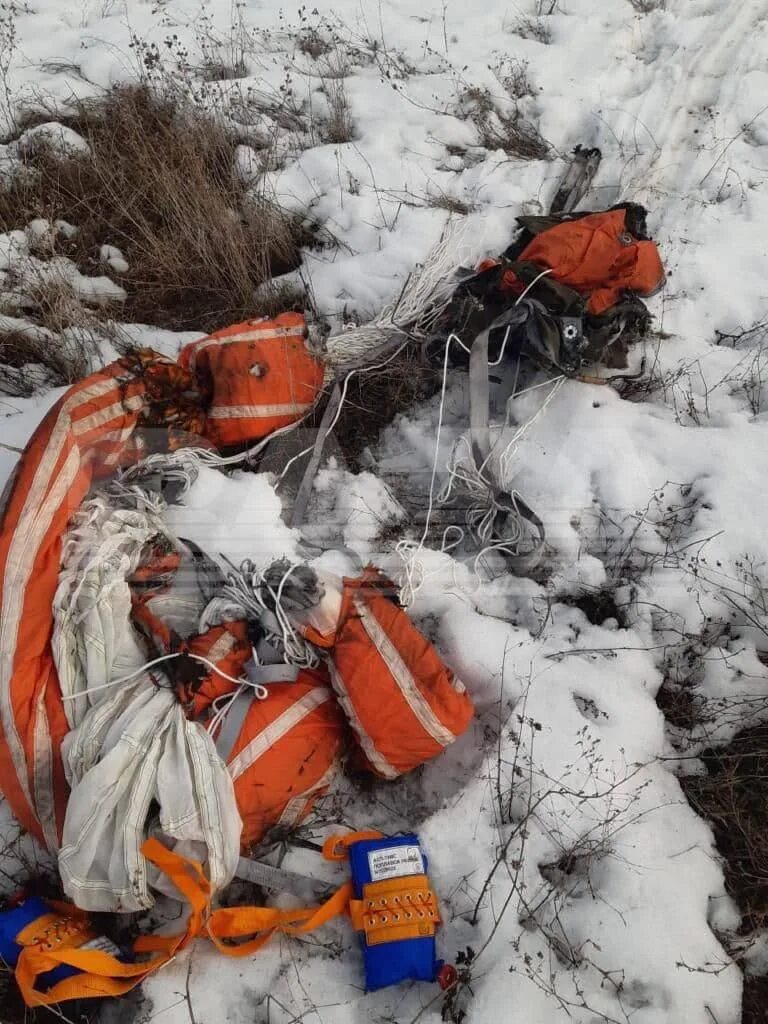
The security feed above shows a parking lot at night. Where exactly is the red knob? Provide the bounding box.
[437,963,458,990]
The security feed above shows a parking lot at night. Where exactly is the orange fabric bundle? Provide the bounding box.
[324,570,474,779]
[500,208,665,315]
[179,312,324,448]
[226,673,345,847]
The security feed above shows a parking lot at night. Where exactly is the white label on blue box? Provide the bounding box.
[367,844,424,881]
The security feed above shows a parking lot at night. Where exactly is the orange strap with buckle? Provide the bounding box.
[13,830,424,1006]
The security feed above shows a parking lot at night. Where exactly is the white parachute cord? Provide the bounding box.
[396,331,467,606]
[220,559,319,669]
[322,219,470,373]
[277,340,410,483]
[60,652,268,701]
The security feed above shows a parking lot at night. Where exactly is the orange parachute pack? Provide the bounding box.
[311,569,474,780]
[492,207,666,315]
[179,311,324,448]
[128,558,473,850]
[0,317,326,848]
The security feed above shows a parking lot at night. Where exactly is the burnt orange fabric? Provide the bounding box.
[226,672,345,848]
[0,359,155,844]
[179,312,324,448]
[0,351,204,846]
[129,598,252,718]
[501,209,665,314]
[327,569,474,779]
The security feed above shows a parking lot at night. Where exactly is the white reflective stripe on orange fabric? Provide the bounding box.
[185,325,306,371]
[351,595,456,748]
[34,685,59,852]
[326,661,398,780]
[205,631,238,665]
[207,402,313,420]
[0,376,126,825]
[72,394,144,437]
[1,431,95,815]
[227,687,331,782]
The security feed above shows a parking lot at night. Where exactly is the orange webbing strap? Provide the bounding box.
[348,875,440,946]
[323,830,383,861]
[13,831,383,1006]
[13,838,208,1008]
[204,831,384,958]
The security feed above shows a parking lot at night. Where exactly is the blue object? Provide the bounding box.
[0,897,78,989]
[346,834,441,991]
[0,897,126,993]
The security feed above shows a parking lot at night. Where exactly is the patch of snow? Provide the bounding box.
[234,142,261,183]
[99,243,129,275]
[16,120,90,157]
[54,218,78,239]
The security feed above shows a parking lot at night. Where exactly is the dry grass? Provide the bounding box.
[333,342,441,463]
[0,322,98,396]
[460,85,550,161]
[0,84,310,333]
[509,16,553,44]
[319,74,355,144]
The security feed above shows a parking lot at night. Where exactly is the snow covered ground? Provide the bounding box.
[3,0,768,1022]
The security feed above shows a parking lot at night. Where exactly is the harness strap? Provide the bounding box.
[13,832,386,1006]
[291,380,343,528]
[14,838,208,1007]
[348,874,440,946]
[234,857,335,900]
[244,662,301,685]
[214,661,300,762]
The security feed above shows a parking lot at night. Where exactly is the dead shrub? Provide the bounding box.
[427,192,475,215]
[509,16,553,44]
[682,723,768,932]
[319,74,355,144]
[0,85,310,332]
[0,319,98,396]
[492,57,535,100]
[298,27,333,59]
[199,57,249,82]
[459,85,550,161]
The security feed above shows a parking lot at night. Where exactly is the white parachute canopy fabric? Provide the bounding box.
[51,489,242,913]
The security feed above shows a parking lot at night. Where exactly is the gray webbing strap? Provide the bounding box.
[244,661,300,685]
[215,664,300,762]
[258,609,282,637]
[467,321,546,574]
[469,327,491,467]
[215,690,253,763]
[234,857,334,900]
[291,380,344,528]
